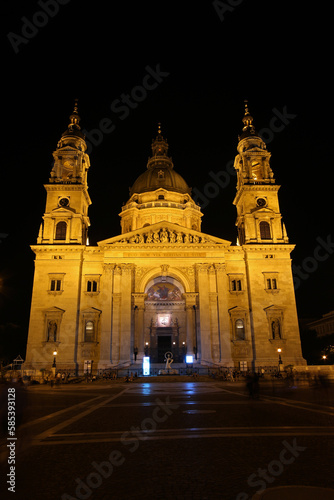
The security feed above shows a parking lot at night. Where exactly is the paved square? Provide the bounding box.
[1,379,334,500]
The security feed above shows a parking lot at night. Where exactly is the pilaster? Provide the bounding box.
[215,263,234,366]
[183,292,198,357]
[196,264,211,364]
[98,264,114,369]
[133,293,147,362]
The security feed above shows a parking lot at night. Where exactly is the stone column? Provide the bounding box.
[215,263,233,366]
[119,265,134,364]
[98,264,114,370]
[183,293,198,358]
[209,292,220,363]
[208,265,221,363]
[111,266,122,365]
[196,264,211,364]
[133,293,147,363]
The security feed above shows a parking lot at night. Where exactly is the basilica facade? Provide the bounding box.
[24,102,306,373]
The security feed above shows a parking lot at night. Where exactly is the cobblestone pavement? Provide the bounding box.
[1,379,334,500]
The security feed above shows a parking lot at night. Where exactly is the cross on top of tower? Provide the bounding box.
[68,98,81,131]
[242,99,255,133]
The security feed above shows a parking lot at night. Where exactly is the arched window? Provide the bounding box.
[259,221,271,239]
[85,320,95,342]
[235,319,245,340]
[55,221,67,240]
[251,160,262,180]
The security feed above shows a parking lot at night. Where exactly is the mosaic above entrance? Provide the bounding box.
[146,282,183,301]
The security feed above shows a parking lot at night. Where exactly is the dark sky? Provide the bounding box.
[1,0,333,356]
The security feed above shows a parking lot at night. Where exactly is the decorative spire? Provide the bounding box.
[238,99,262,144]
[68,98,81,131]
[151,123,169,157]
[59,99,85,145]
[147,123,174,170]
[242,99,255,132]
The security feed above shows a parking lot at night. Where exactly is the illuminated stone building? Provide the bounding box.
[25,102,305,373]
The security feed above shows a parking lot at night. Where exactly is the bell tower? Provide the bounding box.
[37,100,91,245]
[233,101,289,245]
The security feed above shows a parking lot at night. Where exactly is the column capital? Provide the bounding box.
[132,293,147,307]
[102,263,116,273]
[195,263,210,273]
[182,292,198,307]
[214,263,226,272]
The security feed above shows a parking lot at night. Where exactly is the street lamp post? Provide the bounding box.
[277,348,283,374]
[52,349,57,377]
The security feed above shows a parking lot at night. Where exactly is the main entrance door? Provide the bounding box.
[157,335,172,362]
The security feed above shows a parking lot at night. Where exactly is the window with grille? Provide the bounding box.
[229,275,244,293]
[266,278,277,290]
[231,279,242,292]
[55,221,67,240]
[87,280,98,292]
[85,276,100,294]
[263,273,279,292]
[259,221,271,239]
[50,279,62,291]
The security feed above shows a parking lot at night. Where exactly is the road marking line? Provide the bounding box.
[34,426,334,445]
[33,387,131,443]
[218,387,334,417]
[103,400,269,407]
[20,395,105,430]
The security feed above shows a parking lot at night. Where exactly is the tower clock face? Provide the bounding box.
[256,198,266,207]
[59,197,69,207]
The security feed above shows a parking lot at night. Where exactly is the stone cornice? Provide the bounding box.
[242,244,295,252]
[44,183,92,206]
[31,245,87,253]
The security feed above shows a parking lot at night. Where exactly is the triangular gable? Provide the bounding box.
[51,206,76,214]
[81,307,102,315]
[43,306,65,313]
[251,206,276,215]
[97,221,231,247]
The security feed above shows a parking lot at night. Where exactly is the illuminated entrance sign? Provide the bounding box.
[143,356,150,376]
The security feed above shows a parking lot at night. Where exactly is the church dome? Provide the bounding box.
[130,164,191,196]
[129,125,191,196]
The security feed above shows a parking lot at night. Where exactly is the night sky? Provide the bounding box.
[1,1,333,358]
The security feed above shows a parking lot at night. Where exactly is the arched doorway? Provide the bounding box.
[144,276,186,363]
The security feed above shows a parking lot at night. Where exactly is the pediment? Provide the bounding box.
[98,222,231,247]
[51,206,76,214]
[43,306,65,314]
[247,146,267,153]
[82,307,102,315]
[55,146,78,153]
[228,306,248,314]
[251,206,276,215]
